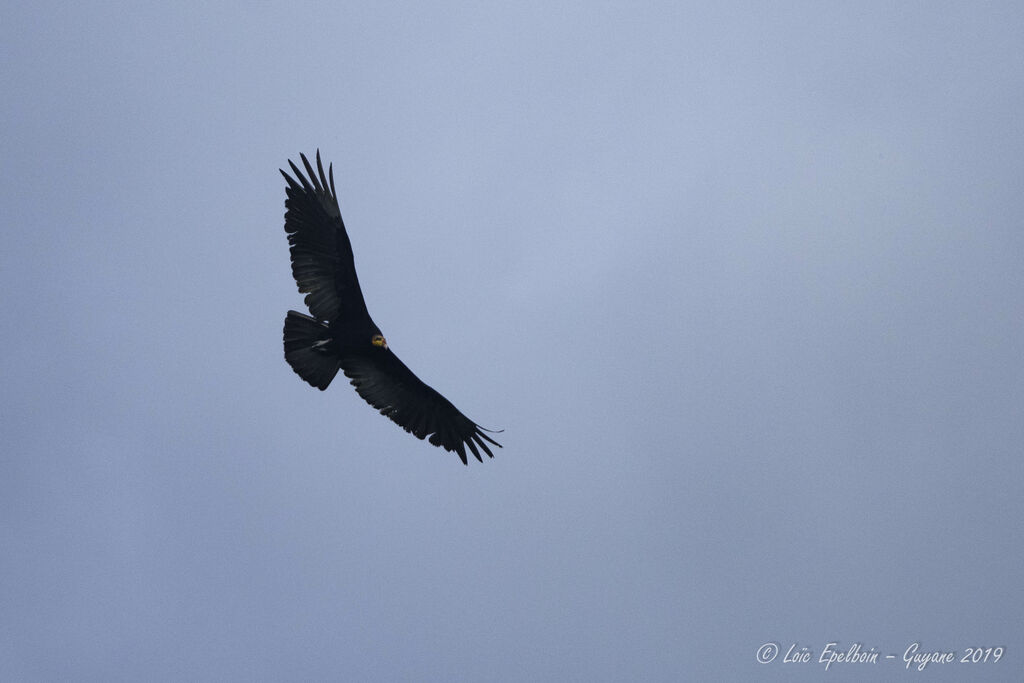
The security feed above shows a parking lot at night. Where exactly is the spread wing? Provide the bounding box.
[280,151,370,323]
[340,347,502,465]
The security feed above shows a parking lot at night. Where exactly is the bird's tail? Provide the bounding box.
[283,311,340,390]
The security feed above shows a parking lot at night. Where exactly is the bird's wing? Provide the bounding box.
[280,151,370,323]
[340,348,503,465]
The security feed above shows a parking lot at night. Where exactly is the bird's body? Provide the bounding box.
[280,151,501,464]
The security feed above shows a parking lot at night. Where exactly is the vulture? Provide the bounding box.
[280,151,501,464]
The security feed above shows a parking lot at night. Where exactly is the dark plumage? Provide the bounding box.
[280,151,501,464]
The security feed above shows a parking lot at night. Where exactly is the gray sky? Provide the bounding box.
[2,2,1022,681]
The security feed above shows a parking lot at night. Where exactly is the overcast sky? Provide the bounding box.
[2,2,1023,681]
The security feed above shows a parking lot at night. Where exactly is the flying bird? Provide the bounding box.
[280,151,502,464]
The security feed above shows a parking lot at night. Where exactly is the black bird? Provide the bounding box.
[280,151,501,464]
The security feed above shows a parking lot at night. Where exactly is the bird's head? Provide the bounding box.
[371,334,388,350]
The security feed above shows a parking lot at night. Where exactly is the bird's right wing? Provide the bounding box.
[280,151,369,323]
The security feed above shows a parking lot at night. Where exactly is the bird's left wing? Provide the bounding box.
[340,348,503,465]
